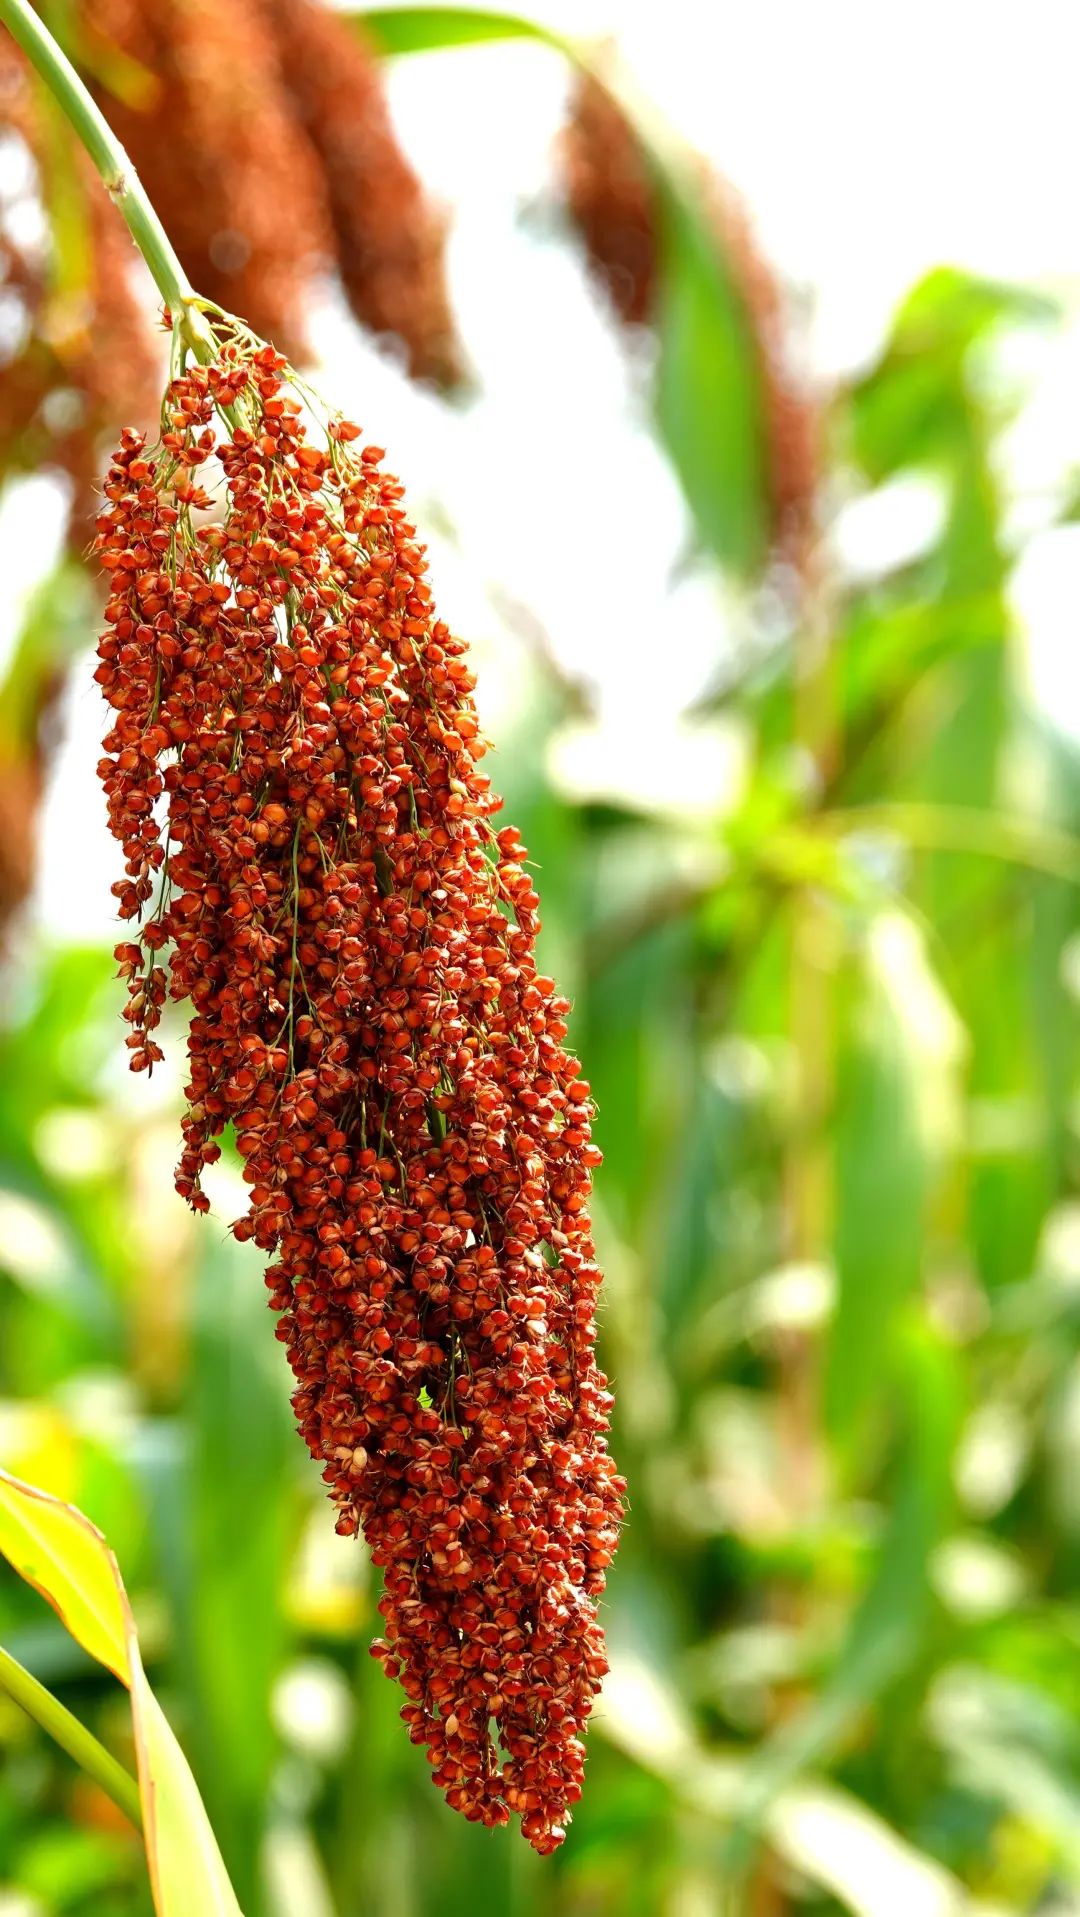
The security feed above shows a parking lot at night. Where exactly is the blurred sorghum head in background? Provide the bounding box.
[0,33,158,526]
[561,71,820,571]
[256,0,462,388]
[81,0,462,382]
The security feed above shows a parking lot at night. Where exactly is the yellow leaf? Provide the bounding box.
[0,1468,244,1917]
[0,1469,128,1679]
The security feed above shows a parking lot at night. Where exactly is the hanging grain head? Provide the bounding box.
[561,73,820,572]
[83,0,334,358]
[257,0,462,387]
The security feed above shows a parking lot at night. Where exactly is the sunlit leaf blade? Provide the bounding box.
[599,1637,997,1916]
[0,1471,129,1680]
[772,1781,1004,1917]
[131,1674,244,1917]
[930,1664,1080,1877]
[0,1469,244,1917]
[353,5,563,54]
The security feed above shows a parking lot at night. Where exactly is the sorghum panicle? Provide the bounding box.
[86,0,334,357]
[84,0,461,383]
[95,329,623,1851]
[256,0,462,387]
[561,74,819,569]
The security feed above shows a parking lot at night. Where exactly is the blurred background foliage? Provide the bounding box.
[3,5,1080,1916]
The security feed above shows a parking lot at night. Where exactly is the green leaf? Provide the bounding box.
[848,267,1055,482]
[826,911,964,1458]
[0,1641,142,1829]
[652,177,768,577]
[352,5,563,55]
[0,1469,244,1917]
[834,593,1005,780]
[725,1320,964,1864]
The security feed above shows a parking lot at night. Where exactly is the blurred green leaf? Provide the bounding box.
[0,559,96,758]
[651,177,768,576]
[727,1320,964,1864]
[355,5,563,54]
[142,1236,296,1916]
[848,268,1055,482]
[827,912,964,1456]
[930,1665,1080,1876]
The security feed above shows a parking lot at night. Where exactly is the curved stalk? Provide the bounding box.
[0,1642,143,1829]
[0,0,215,357]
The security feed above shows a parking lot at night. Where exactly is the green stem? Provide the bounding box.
[0,1642,143,1829]
[0,0,215,357]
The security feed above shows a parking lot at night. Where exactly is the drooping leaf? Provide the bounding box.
[0,1470,128,1679]
[0,1469,244,1917]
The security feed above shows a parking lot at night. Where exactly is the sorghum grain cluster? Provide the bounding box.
[95,329,623,1850]
[85,0,461,381]
[257,0,461,387]
[88,0,333,359]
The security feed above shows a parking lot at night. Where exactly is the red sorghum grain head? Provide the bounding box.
[85,0,334,357]
[559,71,656,327]
[94,316,623,1850]
[561,74,819,571]
[256,0,462,387]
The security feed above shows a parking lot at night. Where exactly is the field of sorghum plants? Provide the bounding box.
[3,3,1080,1914]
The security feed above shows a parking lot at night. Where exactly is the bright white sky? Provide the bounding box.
[386,0,1080,366]
[4,0,1080,940]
